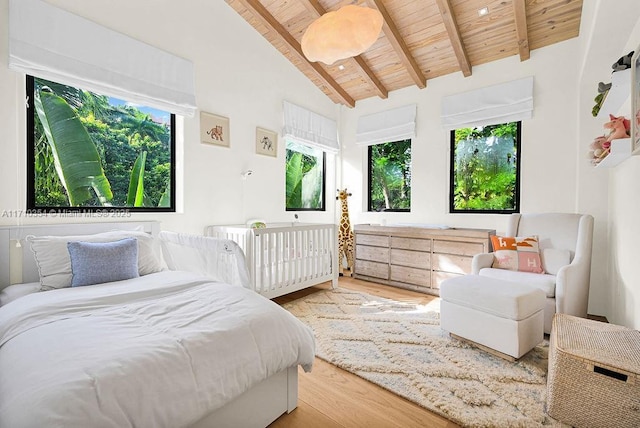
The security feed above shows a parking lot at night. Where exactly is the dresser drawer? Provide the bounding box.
[390,265,430,287]
[433,240,485,257]
[355,259,388,279]
[391,237,431,252]
[432,253,472,274]
[356,234,389,247]
[431,271,462,289]
[356,245,389,263]
[390,248,430,269]
[353,224,495,295]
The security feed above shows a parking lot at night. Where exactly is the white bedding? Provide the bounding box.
[0,271,315,428]
[0,282,40,306]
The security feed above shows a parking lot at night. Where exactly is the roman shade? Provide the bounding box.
[9,0,197,117]
[356,104,417,146]
[282,101,339,153]
[441,76,534,130]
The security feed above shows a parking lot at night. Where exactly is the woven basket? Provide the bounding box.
[547,314,640,428]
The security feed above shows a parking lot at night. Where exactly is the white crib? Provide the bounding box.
[205,223,338,298]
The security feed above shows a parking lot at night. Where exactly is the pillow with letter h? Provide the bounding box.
[490,235,544,274]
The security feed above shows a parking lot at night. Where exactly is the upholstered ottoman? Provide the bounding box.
[440,275,546,360]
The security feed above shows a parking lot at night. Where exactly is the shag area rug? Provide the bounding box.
[283,288,565,428]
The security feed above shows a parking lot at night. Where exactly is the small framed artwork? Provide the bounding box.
[201,112,230,147]
[631,47,640,154]
[256,127,278,157]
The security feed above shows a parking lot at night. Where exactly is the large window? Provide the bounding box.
[27,76,175,212]
[285,140,326,211]
[368,139,411,212]
[449,121,521,213]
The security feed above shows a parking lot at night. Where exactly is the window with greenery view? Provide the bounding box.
[368,139,411,212]
[450,121,521,213]
[285,140,325,211]
[27,76,175,212]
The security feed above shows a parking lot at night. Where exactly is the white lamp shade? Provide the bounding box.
[301,5,383,65]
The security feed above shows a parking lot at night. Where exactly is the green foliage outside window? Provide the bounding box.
[28,76,174,211]
[285,141,325,210]
[450,121,520,213]
[368,139,411,211]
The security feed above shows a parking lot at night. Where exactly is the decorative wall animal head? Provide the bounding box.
[612,51,634,72]
[603,114,630,141]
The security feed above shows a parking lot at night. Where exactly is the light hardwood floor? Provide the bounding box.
[270,277,460,428]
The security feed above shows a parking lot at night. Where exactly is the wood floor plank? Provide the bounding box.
[271,277,460,428]
[268,398,343,428]
[299,359,456,428]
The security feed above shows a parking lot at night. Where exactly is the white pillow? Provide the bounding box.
[541,248,571,275]
[26,230,165,291]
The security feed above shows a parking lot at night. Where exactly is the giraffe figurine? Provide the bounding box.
[336,188,355,277]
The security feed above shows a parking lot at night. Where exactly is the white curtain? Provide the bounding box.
[356,104,417,146]
[282,101,339,153]
[9,0,197,117]
[441,76,533,130]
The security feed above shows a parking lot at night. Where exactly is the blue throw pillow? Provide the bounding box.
[67,238,140,287]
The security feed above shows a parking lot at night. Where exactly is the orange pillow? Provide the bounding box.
[490,235,544,274]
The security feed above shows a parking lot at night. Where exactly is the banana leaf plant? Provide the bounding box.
[126,151,147,207]
[35,87,113,206]
[285,152,303,208]
[158,182,171,208]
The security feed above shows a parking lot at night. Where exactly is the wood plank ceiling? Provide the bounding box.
[227,0,583,108]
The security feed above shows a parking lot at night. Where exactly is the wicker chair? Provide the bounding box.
[472,213,594,334]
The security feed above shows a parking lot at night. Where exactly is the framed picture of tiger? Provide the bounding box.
[256,127,278,157]
[200,112,230,147]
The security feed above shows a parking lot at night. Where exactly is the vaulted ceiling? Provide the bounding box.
[226,0,583,107]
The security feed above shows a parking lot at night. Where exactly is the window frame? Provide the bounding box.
[367,140,412,212]
[26,75,177,213]
[448,121,522,214]
[284,140,327,212]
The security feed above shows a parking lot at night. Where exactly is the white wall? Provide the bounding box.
[340,40,612,314]
[0,0,339,234]
[341,39,581,229]
[573,1,613,328]
[579,0,640,329]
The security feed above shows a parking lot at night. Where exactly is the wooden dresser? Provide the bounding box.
[353,224,495,295]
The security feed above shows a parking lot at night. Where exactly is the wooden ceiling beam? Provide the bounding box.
[351,56,388,99]
[302,0,324,16]
[231,0,355,107]
[434,0,472,77]
[300,0,388,99]
[513,0,530,61]
[366,0,426,89]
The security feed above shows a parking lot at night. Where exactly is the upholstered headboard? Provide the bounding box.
[0,221,161,290]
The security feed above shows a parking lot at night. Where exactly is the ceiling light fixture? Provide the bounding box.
[478,7,489,17]
[301,5,383,66]
[338,65,345,70]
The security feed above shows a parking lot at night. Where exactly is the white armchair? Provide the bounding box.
[472,213,594,333]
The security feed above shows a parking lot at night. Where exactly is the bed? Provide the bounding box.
[0,221,315,428]
[205,223,338,299]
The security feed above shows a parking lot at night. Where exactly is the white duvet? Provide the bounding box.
[0,271,315,428]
